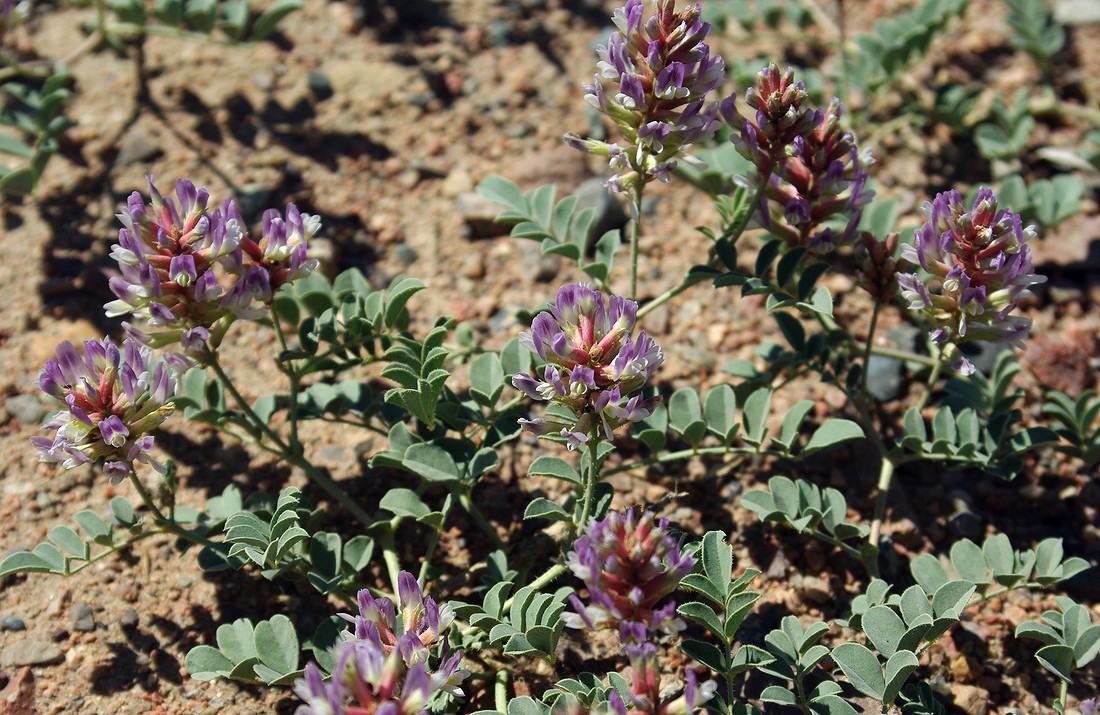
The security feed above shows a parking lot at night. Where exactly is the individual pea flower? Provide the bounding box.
[563,510,695,639]
[344,572,458,671]
[513,284,662,449]
[32,337,176,483]
[1081,698,1098,715]
[724,66,874,252]
[607,642,718,715]
[896,188,1046,374]
[296,573,469,715]
[564,0,732,194]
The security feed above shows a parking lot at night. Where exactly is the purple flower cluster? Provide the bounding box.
[896,188,1045,374]
[613,642,717,715]
[563,510,695,640]
[513,284,662,450]
[722,64,873,252]
[295,572,468,715]
[32,337,176,483]
[564,0,732,194]
[105,176,320,357]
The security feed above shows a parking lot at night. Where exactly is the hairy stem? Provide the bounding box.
[629,182,645,300]
[459,491,506,550]
[502,563,568,612]
[271,309,302,453]
[577,437,601,530]
[867,343,945,549]
[127,472,218,548]
[418,493,455,583]
[378,524,403,599]
[495,668,510,712]
[204,349,375,528]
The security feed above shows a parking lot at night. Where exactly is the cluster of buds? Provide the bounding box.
[105,176,320,358]
[564,0,732,194]
[723,64,873,252]
[854,231,909,302]
[32,337,176,483]
[513,284,662,450]
[896,188,1045,374]
[563,510,695,639]
[609,642,718,715]
[295,572,468,715]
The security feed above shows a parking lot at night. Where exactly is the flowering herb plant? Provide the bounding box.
[3,1,1100,715]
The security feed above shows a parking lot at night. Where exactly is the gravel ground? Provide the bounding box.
[1,1,1099,713]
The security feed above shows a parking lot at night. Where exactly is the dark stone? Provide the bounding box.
[866,354,904,403]
[1,615,26,631]
[70,602,95,633]
[306,71,334,102]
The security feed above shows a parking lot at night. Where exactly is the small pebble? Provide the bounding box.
[0,638,64,667]
[119,609,140,629]
[5,394,47,425]
[70,602,95,633]
[1,615,27,631]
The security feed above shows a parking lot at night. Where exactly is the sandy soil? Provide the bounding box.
[1,0,1098,713]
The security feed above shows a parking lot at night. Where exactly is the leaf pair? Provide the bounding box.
[185,614,301,685]
[0,497,141,577]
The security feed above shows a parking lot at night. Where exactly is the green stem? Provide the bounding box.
[203,349,376,528]
[459,492,505,550]
[867,343,945,549]
[865,457,896,555]
[860,302,882,401]
[127,473,218,548]
[864,344,940,369]
[629,182,645,300]
[576,437,601,530]
[836,0,849,107]
[502,563,568,611]
[378,523,403,598]
[494,668,509,712]
[63,530,165,575]
[419,493,455,583]
[271,309,302,453]
[604,446,773,477]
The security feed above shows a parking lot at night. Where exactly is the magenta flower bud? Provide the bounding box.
[728,67,874,254]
